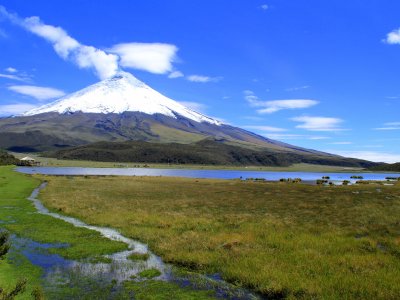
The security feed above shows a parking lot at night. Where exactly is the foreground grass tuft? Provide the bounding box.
[127,252,150,261]
[123,280,214,299]
[137,268,161,279]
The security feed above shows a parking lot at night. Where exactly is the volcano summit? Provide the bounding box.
[0,72,374,167]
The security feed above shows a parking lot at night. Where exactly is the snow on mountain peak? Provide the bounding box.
[23,71,221,125]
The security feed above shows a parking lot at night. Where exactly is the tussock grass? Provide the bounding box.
[39,175,400,298]
[137,268,161,279]
[127,252,149,261]
[123,280,214,299]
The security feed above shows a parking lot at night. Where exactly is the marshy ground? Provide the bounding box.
[1,165,400,299]
[34,174,400,299]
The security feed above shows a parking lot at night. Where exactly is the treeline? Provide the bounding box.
[369,162,400,172]
[47,139,377,168]
[0,150,17,165]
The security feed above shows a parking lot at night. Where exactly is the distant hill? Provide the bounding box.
[369,162,400,172]
[47,139,378,168]
[0,150,16,165]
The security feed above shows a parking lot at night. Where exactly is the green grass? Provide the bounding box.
[0,252,42,300]
[0,166,129,298]
[127,252,150,261]
[122,280,214,300]
[0,166,127,260]
[137,268,162,279]
[39,175,400,299]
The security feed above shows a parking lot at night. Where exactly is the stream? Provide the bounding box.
[23,182,261,299]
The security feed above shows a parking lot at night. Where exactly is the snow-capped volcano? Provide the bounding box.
[24,71,221,125]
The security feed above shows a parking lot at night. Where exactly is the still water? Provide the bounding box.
[16,166,399,182]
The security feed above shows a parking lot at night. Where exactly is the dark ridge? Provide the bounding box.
[46,139,378,168]
[369,162,400,172]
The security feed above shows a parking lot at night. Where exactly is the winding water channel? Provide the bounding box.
[14,167,399,298]
[23,182,261,299]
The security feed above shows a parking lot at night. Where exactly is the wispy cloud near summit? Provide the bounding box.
[291,116,345,132]
[109,43,178,74]
[0,6,119,79]
[244,90,318,114]
[8,85,65,100]
[0,6,180,80]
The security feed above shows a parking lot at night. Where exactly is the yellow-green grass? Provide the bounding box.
[12,151,364,172]
[38,175,400,298]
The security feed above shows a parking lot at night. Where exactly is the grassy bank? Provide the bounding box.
[0,166,128,298]
[0,166,127,259]
[39,175,400,299]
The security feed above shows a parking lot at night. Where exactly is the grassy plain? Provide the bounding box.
[12,152,364,172]
[38,175,400,299]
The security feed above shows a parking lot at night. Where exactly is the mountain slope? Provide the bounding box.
[0,71,369,167]
[48,139,377,168]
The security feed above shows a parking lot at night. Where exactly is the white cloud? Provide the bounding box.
[264,133,332,141]
[187,75,222,83]
[374,122,400,130]
[328,150,400,163]
[309,136,330,140]
[386,122,400,126]
[291,116,344,131]
[243,125,287,132]
[265,134,306,140]
[286,85,310,92]
[178,101,207,113]
[8,85,65,100]
[168,71,184,79]
[384,28,400,44]
[0,6,118,79]
[0,73,27,81]
[329,141,352,145]
[0,103,37,116]
[261,4,269,10]
[1,6,220,81]
[244,90,318,114]
[109,43,178,74]
[5,67,17,73]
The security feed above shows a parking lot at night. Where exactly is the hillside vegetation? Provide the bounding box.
[369,162,400,172]
[47,139,377,168]
[0,150,16,165]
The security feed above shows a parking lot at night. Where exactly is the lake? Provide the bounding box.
[16,166,400,182]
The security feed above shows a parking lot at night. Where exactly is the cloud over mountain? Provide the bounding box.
[0,6,179,79]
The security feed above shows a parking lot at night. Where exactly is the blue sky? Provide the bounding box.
[0,0,400,162]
